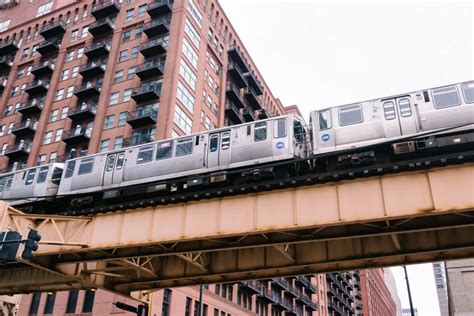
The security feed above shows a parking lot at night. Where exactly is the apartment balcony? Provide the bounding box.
[36,38,60,55]
[40,20,66,39]
[243,108,255,122]
[257,288,277,304]
[355,292,362,300]
[74,81,102,99]
[258,109,269,119]
[68,103,97,121]
[11,120,38,137]
[228,45,249,73]
[353,281,361,290]
[126,108,158,128]
[0,78,7,94]
[31,60,55,77]
[85,41,111,59]
[25,79,50,95]
[227,61,248,88]
[131,84,161,103]
[62,127,92,144]
[0,56,12,71]
[353,272,360,282]
[91,0,120,19]
[356,304,363,311]
[79,60,106,79]
[135,59,165,80]
[225,101,243,125]
[239,281,261,295]
[89,18,115,36]
[245,73,263,96]
[18,100,44,115]
[122,134,155,147]
[305,278,317,294]
[285,306,298,316]
[143,18,170,38]
[272,278,289,291]
[139,38,168,58]
[244,86,262,110]
[225,82,244,109]
[307,299,318,311]
[147,0,173,17]
[0,39,19,55]
[4,142,31,159]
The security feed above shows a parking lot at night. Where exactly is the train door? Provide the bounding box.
[207,131,231,168]
[382,97,418,137]
[103,152,126,186]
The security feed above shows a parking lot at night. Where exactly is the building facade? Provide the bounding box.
[446,259,474,315]
[432,262,449,316]
[358,268,397,316]
[0,0,285,172]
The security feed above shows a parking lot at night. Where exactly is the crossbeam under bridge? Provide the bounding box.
[0,163,473,296]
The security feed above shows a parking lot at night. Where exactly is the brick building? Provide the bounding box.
[358,268,397,316]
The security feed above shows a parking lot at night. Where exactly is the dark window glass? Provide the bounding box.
[214,309,219,316]
[432,86,461,109]
[383,101,396,120]
[319,110,332,130]
[203,304,208,316]
[5,175,13,191]
[461,81,474,103]
[65,161,76,178]
[116,153,125,170]
[78,158,94,175]
[37,166,49,183]
[25,169,36,185]
[294,120,305,143]
[398,98,412,117]
[221,133,230,150]
[0,177,6,193]
[66,290,79,314]
[176,138,193,156]
[44,293,56,315]
[276,119,287,138]
[29,293,41,315]
[339,104,363,126]
[82,290,95,313]
[51,167,63,185]
[137,145,154,163]
[106,155,115,171]
[156,142,173,160]
[194,300,200,316]
[185,297,192,316]
[162,289,172,316]
[254,122,267,142]
[209,135,218,152]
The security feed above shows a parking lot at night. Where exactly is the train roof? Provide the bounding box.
[0,162,64,177]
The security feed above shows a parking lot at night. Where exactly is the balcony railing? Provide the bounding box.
[79,60,107,78]
[272,277,289,291]
[257,286,278,304]
[126,108,158,128]
[143,17,171,37]
[239,280,261,295]
[18,100,44,115]
[91,0,120,19]
[225,82,244,109]
[245,73,263,96]
[135,59,165,80]
[74,81,103,99]
[122,134,155,147]
[228,45,249,73]
[131,83,162,103]
[31,59,55,77]
[225,101,243,125]
[139,38,168,58]
[89,18,115,36]
[62,126,92,144]
[11,120,38,136]
[85,40,111,59]
[147,0,173,17]
[25,79,50,95]
[228,61,248,88]
[0,39,19,55]
[40,20,66,39]
[244,86,262,110]
[68,102,97,121]
[4,141,32,158]
[0,56,13,71]
[243,108,255,122]
[36,38,61,55]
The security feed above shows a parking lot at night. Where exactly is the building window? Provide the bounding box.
[70,29,79,42]
[135,26,143,39]
[29,293,41,315]
[43,131,53,144]
[77,47,84,58]
[174,105,193,134]
[118,112,128,126]
[125,8,134,21]
[187,0,202,28]
[37,154,46,165]
[104,115,115,129]
[82,290,95,313]
[61,69,70,81]
[81,26,89,38]
[130,46,139,58]
[182,38,199,69]
[0,19,10,32]
[177,81,195,112]
[49,152,57,163]
[44,292,56,315]
[185,297,192,316]
[61,107,69,119]
[66,51,75,62]
[184,18,200,48]
[123,88,133,102]
[100,139,110,152]
[122,30,131,43]
[66,86,74,98]
[179,59,197,90]
[72,66,79,77]
[127,67,136,79]
[65,290,78,314]
[118,50,128,62]
[114,70,123,83]
[162,289,172,316]
[114,136,124,149]
[9,86,18,97]
[109,92,120,105]
[54,129,63,142]
[138,4,147,17]
[36,2,52,16]
[49,109,59,122]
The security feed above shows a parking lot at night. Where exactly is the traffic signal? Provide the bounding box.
[21,229,41,260]
[0,231,22,261]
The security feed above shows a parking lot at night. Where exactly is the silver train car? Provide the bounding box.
[0,163,64,206]
[58,115,307,200]
[310,81,474,156]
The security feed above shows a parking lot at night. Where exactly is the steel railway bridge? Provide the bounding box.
[0,159,473,297]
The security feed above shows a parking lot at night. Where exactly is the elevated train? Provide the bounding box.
[0,81,473,212]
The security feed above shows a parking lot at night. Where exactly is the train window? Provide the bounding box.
[137,146,154,163]
[156,142,173,160]
[318,111,332,130]
[0,177,5,193]
[254,122,267,142]
[383,101,396,120]
[116,154,125,170]
[37,166,49,183]
[106,155,116,171]
[221,133,231,150]
[78,157,94,175]
[461,82,474,103]
[51,167,63,185]
[398,98,412,117]
[293,120,305,143]
[432,86,461,109]
[176,138,193,156]
[25,169,36,185]
[339,104,363,126]
[65,161,76,178]
[274,119,287,138]
[209,135,219,152]
[5,175,13,191]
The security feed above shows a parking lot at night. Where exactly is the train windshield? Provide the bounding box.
[293,120,306,143]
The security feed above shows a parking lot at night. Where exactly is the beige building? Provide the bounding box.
[446,259,474,316]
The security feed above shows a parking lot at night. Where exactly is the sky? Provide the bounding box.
[219,0,473,315]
